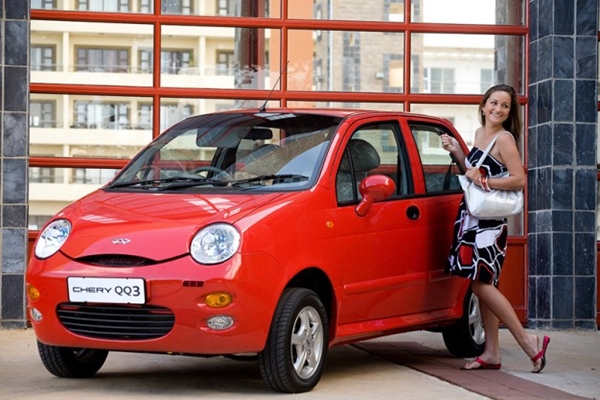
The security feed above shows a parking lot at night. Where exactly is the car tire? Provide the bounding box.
[258,288,329,393]
[442,290,485,358]
[37,341,108,378]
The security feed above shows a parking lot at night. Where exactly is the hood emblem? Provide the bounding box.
[112,238,131,245]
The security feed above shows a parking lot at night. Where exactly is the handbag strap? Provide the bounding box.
[474,132,506,169]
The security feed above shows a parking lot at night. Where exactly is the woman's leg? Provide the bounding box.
[470,281,543,370]
[462,299,501,368]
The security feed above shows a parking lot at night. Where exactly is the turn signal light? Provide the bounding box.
[205,292,232,308]
[27,284,40,301]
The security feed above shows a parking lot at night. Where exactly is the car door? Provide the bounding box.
[333,118,434,326]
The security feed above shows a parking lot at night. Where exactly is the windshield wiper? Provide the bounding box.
[108,176,227,189]
[230,174,309,187]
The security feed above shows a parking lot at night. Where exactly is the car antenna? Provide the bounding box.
[258,60,288,113]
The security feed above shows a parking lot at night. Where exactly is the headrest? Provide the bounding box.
[339,139,381,172]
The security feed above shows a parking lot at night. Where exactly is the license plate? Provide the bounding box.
[67,277,146,304]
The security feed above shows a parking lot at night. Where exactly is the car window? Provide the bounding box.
[336,122,410,204]
[409,122,462,194]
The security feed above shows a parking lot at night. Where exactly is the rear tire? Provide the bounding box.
[37,341,108,378]
[442,290,485,358]
[258,288,329,393]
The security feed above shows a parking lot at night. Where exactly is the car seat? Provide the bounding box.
[336,138,381,202]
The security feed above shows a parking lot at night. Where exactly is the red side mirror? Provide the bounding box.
[355,175,396,216]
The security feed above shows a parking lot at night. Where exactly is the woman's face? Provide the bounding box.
[482,90,511,126]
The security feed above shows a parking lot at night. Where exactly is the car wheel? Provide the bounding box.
[37,341,108,378]
[442,290,485,358]
[258,288,329,393]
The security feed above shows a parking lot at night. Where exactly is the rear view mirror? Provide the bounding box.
[239,128,273,140]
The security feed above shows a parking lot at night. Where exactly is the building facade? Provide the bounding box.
[0,0,597,329]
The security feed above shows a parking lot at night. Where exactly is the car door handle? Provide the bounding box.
[406,205,420,220]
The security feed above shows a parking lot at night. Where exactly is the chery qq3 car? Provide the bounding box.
[27,108,484,393]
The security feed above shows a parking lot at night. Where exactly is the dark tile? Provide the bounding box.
[528,41,538,83]
[574,169,596,210]
[575,320,597,329]
[552,232,572,275]
[553,37,574,79]
[3,113,28,157]
[575,123,596,166]
[552,277,573,319]
[574,233,595,275]
[554,0,574,35]
[527,234,538,275]
[2,228,27,273]
[537,276,551,319]
[5,21,28,66]
[574,210,595,232]
[551,210,572,232]
[535,232,552,276]
[575,80,596,123]
[538,36,553,81]
[6,0,28,20]
[526,126,537,169]
[528,277,538,318]
[574,277,595,319]
[538,0,552,37]
[4,67,28,112]
[1,274,24,320]
[552,82,574,121]
[528,84,538,127]
[551,168,573,210]
[551,319,575,329]
[576,0,598,35]
[537,166,552,209]
[552,123,573,165]
[575,36,597,79]
[537,79,552,123]
[537,123,552,166]
[2,205,27,228]
[2,159,27,204]
[529,1,539,41]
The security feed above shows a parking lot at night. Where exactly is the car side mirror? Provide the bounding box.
[355,175,396,217]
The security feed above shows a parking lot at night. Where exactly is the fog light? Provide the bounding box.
[205,292,232,308]
[30,308,43,322]
[27,284,40,301]
[207,315,234,330]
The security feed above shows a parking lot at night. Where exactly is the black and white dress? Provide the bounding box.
[446,147,509,286]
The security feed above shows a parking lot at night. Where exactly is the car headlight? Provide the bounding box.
[35,219,71,259]
[190,223,240,265]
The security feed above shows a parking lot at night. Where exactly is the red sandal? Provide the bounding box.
[461,357,502,370]
[531,335,551,373]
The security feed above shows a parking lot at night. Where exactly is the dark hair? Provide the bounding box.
[478,84,522,142]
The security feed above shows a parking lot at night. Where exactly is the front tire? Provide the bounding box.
[442,290,485,357]
[37,341,108,378]
[258,288,329,393]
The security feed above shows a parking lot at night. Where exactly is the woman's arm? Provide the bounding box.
[440,133,467,170]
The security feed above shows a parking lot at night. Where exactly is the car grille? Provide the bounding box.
[57,303,175,340]
[76,255,157,267]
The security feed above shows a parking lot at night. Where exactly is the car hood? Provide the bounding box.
[57,190,284,260]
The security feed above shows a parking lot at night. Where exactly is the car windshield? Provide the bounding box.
[107,111,343,192]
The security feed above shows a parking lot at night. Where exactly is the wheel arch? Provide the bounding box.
[286,267,335,339]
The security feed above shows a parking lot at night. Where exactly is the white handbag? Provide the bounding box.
[458,134,523,219]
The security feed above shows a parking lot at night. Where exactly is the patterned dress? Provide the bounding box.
[446,147,509,286]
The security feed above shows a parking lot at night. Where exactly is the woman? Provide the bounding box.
[440,84,550,373]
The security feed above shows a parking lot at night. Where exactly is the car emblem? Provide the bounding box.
[112,238,131,245]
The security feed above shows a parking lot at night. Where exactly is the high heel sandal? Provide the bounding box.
[531,335,551,373]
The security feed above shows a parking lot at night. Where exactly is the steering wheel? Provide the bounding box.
[191,165,231,181]
[137,165,163,180]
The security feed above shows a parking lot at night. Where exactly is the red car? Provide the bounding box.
[27,108,483,393]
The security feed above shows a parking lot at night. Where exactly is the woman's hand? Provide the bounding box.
[440,134,458,152]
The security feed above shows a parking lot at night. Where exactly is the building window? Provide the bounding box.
[216,50,235,75]
[480,68,493,93]
[76,47,130,73]
[139,103,193,131]
[72,168,118,184]
[30,101,56,128]
[31,46,56,71]
[163,0,192,14]
[139,49,192,74]
[423,67,455,94]
[31,0,56,9]
[30,167,55,183]
[217,0,237,16]
[74,101,130,129]
[76,0,130,12]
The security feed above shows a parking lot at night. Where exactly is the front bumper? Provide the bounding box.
[26,251,285,355]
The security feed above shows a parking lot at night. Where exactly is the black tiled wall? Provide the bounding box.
[528,0,598,329]
[1,0,29,329]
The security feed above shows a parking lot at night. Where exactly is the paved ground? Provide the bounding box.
[0,328,598,399]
